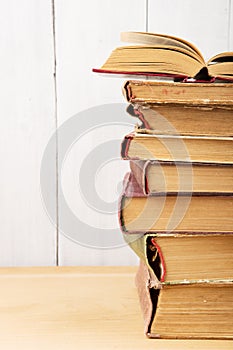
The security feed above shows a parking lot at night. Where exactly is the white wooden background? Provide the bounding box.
[0,0,232,266]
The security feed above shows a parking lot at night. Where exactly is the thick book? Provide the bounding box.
[127,103,233,137]
[121,132,233,164]
[132,233,233,283]
[119,172,233,233]
[123,80,233,106]
[93,31,233,81]
[130,160,233,195]
[136,260,233,339]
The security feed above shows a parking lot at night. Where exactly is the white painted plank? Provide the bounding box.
[229,0,233,50]
[0,1,56,265]
[57,242,139,266]
[55,0,145,265]
[148,0,230,60]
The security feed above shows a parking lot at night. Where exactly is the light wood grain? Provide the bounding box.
[0,266,232,350]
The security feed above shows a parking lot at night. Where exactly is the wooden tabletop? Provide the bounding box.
[0,266,232,350]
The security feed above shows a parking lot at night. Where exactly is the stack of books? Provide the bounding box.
[94,32,233,340]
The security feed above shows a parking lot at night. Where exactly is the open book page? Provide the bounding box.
[207,51,233,63]
[121,31,205,63]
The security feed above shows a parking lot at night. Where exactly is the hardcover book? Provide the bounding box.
[130,160,233,195]
[121,132,233,164]
[136,260,233,339]
[93,32,233,81]
[119,172,233,233]
[123,80,233,105]
[126,103,233,137]
[128,233,233,283]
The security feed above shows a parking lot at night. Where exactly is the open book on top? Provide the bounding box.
[93,32,233,81]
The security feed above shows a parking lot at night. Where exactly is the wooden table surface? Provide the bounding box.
[0,266,232,350]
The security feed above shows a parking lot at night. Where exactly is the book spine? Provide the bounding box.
[135,260,158,336]
[122,81,131,102]
[129,160,148,195]
[118,172,147,233]
[121,134,134,159]
[118,172,131,232]
[151,238,166,283]
[126,104,151,130]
